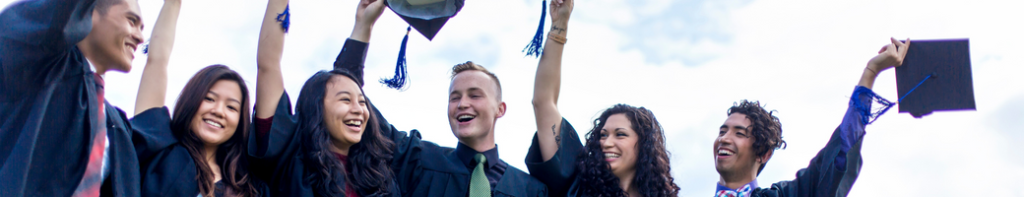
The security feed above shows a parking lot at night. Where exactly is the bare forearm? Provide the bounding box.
[350,22,372,43]
[134,0,181,115]
[857,67,879,89]
[532,22,568,161]
[255,0,289,119]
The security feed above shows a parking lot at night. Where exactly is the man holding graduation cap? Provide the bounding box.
[0,0,145,196]
[712,38,910,197]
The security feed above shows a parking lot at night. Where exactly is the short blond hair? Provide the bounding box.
[450,61,502,100]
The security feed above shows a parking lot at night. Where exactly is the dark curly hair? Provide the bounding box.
[575,104,680,197]
[295,69,395,196]
[727,100,786,175]
[170,65,260,197]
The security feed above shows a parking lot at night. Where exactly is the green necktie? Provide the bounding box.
[469,153,491,197]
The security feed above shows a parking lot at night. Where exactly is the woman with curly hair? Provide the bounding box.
[246,0,398,196]
[525,0,679,196]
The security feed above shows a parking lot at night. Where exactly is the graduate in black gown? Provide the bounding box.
[248,0,399,196]
[132,65,270,197]
[367,61,550,197]
[711,38,911,197]
[128,1,270,195]
[0,0,145,196]
[523,0,680,196]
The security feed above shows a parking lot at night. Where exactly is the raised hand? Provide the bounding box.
[351,0,386,42]
[859,37,910,89]
[550,0,574,28]
[867,37,911,73]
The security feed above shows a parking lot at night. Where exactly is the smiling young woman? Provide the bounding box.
[524,0,679,196]
[132,65,270,197]
[245,0,399,196]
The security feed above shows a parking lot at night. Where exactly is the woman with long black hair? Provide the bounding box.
[525,0,680,196]
[130,1,269,196]
[247,0,398,196]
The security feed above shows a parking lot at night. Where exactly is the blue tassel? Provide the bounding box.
[142,44,149,54]
[381,27,411,89]
[276,5,291,32]
[522,0,546,57]
[852,86,896,125]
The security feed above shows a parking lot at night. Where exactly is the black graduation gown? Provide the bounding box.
[523,118,589,197]
[746,87,873,197]
[249,92,401,197]
[375,110,549,197]
[131,107,272,197]
[0,0,140,196]
[746,126,863,197]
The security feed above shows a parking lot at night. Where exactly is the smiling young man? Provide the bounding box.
[713,38,910,197]
[358,61,548,197]
[0,0,145,196]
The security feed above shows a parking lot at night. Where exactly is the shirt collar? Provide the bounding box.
[716,180,758,193]
[455,142,500,170]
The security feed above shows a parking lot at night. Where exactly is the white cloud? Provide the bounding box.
[2,0,1022,196]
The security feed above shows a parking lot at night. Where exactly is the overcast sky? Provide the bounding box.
[3,0,1022,196]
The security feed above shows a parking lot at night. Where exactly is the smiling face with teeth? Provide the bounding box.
[189,80,244,147]
[322,75,370,154]
[714,113,767,183]
[77,0,144,74]
[600,114,640,177]
[448,70,505,150]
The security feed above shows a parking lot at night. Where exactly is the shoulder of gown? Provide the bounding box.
[139,144,200,197]
[524,118,583,197]
[495,164,549,197]
[130,106,177,163]
[751,126,866,197]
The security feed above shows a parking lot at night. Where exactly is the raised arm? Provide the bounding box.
[532,0,574,162]
[254,0,290,119]
[0,0,100,91]
[859,37,910,89]
[759,38,910,196]
[332,0,384,82]
[350,0,384,43]
[134,0,182,115]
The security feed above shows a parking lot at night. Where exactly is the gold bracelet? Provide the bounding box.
[548,32,567,45]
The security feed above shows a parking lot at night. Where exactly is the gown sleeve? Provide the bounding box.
[333,38,369,84]
[129,107,177,163]
[754,86,883,197]
[524,118,584,197]
[0,0,97,90]
[247,92,300,168]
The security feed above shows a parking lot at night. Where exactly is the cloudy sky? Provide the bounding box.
[4,0,1022,196]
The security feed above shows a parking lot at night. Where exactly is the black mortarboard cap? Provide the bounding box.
[380,0,465,90]
[895,39,976,118]
[384,0,464,40]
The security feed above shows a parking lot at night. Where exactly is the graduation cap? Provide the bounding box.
[894,39,976,118]
[380,0,465,89]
